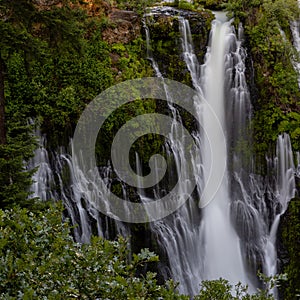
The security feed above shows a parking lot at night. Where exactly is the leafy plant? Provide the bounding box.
[0,204,186,299]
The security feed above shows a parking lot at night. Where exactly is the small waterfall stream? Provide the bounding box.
[264,134,296,290]
[29,6,300,298]
[291,2,300,87]
[28,129,56,201]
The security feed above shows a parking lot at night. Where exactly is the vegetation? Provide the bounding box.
[0,0,155,207]
[225,0,300,154]
[0,0,299,298]
[279,198,300,299]
[0,204,180,299]
[114,0,158,15]
[193,0,226,10]
[0,204,280,299]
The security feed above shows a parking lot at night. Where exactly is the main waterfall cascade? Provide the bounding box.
[194,14,249,285]
[143,10,257,294]
[29,7,300,297]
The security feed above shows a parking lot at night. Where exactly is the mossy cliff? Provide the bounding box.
[224,0,300,160]
[278,196,300,299]
[144,7,213,84]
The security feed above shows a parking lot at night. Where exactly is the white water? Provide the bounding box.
[29,135,131,243]
[28,130,56,201]
[198,15,249,284]
[263,134,296,297]
[144,10,298,295]
[28,7,300,297]
[143,18,205,295]
[143,12,254,294]
[291,1,300,87]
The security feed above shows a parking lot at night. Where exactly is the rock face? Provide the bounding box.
[32,0,62,6]
[102,10,140,44]
[142,6,213,134]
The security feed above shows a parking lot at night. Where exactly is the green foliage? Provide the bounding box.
[224,0,263,21]
[195,274,287,300]
[167,0,205,11]
[279,198,300,299]
[112,37,153,81]
[114,0,157,15]
[0,0,162,208]
[262,0,300,32]
[0,204,186,299]
[225,0,300,155]
[0,117,36,208]
[193,0,225,10]
[0,204,284,299]
[178,1,197,11]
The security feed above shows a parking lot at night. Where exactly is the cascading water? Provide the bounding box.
[291,1,300,87]
[143,14,205,295]
[197,14,250,285]
[263,134,296,296]
[28,130,56,201]
[28,135,131,243]
[143,11,254,294]
[28,6,300,298]
[144,9,299,296]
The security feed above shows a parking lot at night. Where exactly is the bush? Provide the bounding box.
[0,204,284,299]
[0,204,185,299]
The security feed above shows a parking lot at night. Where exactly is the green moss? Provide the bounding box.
[234,1,300,158]
[279,197,300,299]
[194,0,226,10]
[145,10,212,83]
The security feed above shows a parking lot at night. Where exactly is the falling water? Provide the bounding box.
[28,133,130,243]
[290,20,300,87]
[263,134,296,297]
[28,130,56,201]
[144,15,205,295]
[197,13,251,285]
[28,6,300,297]
[143,11,254,294]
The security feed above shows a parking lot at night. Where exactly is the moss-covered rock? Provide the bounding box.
[229,2,300,160]
[144,6,214,84]
[278,197,300,299]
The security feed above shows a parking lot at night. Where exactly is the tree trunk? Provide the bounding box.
[0,54,6,144]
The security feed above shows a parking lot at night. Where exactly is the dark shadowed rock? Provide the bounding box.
[102,10,140,44]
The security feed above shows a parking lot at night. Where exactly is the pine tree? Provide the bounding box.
[0,0,39,207]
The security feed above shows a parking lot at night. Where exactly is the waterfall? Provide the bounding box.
[144,9,298,296]
[28,130,56,201]
[197,14,250,285]
[263,134,296,296]
[296,151,300,177]
[28,6,300,297]
[177,14,298,296]
[142,11,254,294]
[291,20,300,87]
[143,16,205,295]
[28,132,130,243]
